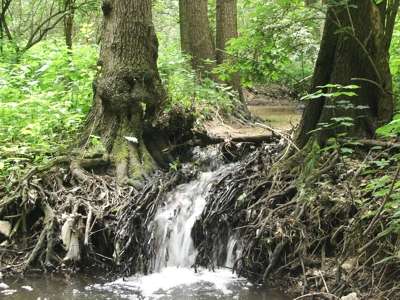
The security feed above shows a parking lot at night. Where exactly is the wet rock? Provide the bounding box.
[341,292,359,300]
[21,285,34,291]
[0,282,9,289]
[0,221,11,238]
[341,257,357,272]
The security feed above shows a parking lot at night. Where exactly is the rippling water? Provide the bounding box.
[1,273,290,300]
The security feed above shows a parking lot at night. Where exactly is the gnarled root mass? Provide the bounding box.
[194,140,400,299]
[1,137,400,299]
[0,155,190,275]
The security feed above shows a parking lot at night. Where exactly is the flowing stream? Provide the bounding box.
[1,146,290,299]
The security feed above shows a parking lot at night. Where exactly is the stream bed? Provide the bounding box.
[0,107,296,300]
[1,272,290,299]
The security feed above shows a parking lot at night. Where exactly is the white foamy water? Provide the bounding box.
[95,267,249,299]
[150,171,214,271]
[92,167,257,299]
[226,236,242,268]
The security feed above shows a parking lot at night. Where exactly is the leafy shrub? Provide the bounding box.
[157,39,235,119]
[214,0,321,90]
[376,114,400,138]
[0,40,98,187]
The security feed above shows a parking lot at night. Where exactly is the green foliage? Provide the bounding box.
[376,114,400,138]
[390,13,400,102]
[0,40,98,187]
[215,0,321,90]
[362,161,400,234]
[158,40,235,119]
[301,84,362,135]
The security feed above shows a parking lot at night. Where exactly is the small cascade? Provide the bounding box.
[93,163,257,299]
[150,171,215,271]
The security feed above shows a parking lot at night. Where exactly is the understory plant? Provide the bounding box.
[0,40,97,189]
[214,0,321,91]
[0,37,238,189]
[158,40,235,119]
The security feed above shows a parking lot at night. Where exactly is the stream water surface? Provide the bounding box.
[0,107,295,300]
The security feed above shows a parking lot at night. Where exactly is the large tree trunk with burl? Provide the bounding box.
[82,0,166,183]
[296,0,398,148]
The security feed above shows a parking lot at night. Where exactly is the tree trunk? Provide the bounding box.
[216,0,237,65]
[63,0,75,50]
[0,0,13,52]
[304,0,318,6]
[179,0,191,54]
[82,0,166,183]
[179,0,215,74]
[296,0,397,148]
[215,0,245,104]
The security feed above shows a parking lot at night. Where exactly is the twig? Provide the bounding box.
[294,292,339,300]
[255,122,300,152]
[84,207,93,246]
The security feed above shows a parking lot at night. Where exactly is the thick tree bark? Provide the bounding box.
[296,1,397,148]
[63,0,75,50]
[179,0,215,74]
[215,0,246,104]
[216,0,237,65]
[82,0,166,182]
[179,0,191,55]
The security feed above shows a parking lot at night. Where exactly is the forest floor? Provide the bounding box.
[204,85,301,140]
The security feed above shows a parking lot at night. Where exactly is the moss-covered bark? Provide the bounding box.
[81,0,166,183]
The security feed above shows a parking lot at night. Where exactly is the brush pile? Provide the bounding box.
[1,135,400,299]
[195,139,400,299]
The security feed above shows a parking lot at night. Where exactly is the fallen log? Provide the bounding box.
[164,133,276,153]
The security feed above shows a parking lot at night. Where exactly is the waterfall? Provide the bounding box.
[94,165,251,299]
[150,171,214,271]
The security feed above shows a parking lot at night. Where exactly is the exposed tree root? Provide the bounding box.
[0,153,168,273]
[193,139,400,299]
[1,136,399,300]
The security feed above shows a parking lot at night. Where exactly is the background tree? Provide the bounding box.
[0,0,12,52]
[216,0,237,65]
[296,0,399,147]
[215,0,244,102]
[63,0,75,50]
[179,0,215,74]
[82,0,166,182]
